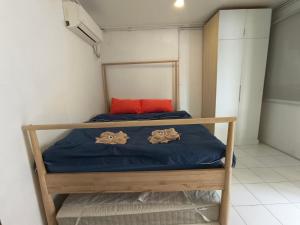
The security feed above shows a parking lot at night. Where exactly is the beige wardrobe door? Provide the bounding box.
[236,38,269,145]
[202,13,219,133]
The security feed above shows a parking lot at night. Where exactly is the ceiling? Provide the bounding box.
[79,0,287,30]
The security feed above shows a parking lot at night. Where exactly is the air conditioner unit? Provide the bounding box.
[63,1,103,56]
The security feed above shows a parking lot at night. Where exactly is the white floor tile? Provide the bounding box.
[230,207,246,225]
[235,160,248,169]
[272,166,300,181]
[179,223,220,225]
[244,183,289,204]
[249,167,287,182]
[272,155,300,166]
[234,149,251,158]
[231,184,260,206]
[293,181,300,188]
[232,175,240,184]
[238,144,286,157]
[233,168,263,183]
[235,205,281,225]
[230,145,300,225]
[293,203,300,209]
[257,155,300,167]
[238,156,265,168]
[266,204,300,225]
[269,182,300,203]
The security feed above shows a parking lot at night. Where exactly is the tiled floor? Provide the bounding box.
[226,144,300,225]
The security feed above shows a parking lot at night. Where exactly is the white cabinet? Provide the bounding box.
[236,38,270,144]
[219,10,246,39]
[245,9,272,38]
[202,9,271,145]
[215,39,244,143]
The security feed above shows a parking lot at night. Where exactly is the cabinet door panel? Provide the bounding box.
[215,39,244,143]
[219,9,246,40]
[236,38,269,145]
[245,9,272,38]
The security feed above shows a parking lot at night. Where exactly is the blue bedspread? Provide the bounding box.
[43,111,233,173]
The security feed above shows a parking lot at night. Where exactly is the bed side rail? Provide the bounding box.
[25,117,236,131]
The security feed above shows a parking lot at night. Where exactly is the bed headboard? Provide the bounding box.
[102,60,179,112]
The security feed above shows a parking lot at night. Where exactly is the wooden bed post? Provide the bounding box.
[219,121,235,225]
[174,61,180,111]
[101,64,109,112]
[28,128,57,225]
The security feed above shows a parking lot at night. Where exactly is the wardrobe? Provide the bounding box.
[202,9,272,145]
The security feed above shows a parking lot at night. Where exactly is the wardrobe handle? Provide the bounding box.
[239,85,242,102]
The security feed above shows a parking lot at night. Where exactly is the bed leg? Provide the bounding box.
[219,121,235,225]
[28,129,58,225]
[219,180,231,225]
[38,175,58,225]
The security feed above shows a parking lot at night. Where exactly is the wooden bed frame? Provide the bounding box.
[25,117,235,225]
[25,60,235,225]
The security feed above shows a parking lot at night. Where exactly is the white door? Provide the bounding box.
[219,9,246,40]
[245,9,272,39]
[236,38,269,145]
[215,39,244,144]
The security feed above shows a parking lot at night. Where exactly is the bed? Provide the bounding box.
[43,111,234,173]
[25,60,236,225]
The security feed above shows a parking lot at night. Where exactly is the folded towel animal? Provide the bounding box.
[148,128,180,144]
[95,131,129,144]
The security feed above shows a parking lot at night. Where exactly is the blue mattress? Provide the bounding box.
[43,111,234,173]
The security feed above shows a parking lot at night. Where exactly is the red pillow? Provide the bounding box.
[141,99,173,113]
[110,98,142,114]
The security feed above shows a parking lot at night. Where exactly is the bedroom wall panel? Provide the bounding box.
[106,65,174,100]
[260,100,300,159]
[179,29,203,117]
[259,1,300,159]
[0,1,106,225]
[101,29,203,116]
[101,29,178,62]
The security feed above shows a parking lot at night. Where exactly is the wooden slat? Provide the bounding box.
[25,117,236,131]
[46,169,225,194]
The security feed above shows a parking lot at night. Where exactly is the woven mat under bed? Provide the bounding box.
[57,191,220,225]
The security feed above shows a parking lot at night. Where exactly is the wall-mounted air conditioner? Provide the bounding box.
[63,0,103,57]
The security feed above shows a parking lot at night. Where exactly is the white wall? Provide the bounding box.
[264,11,300,101]
[259,1,300,159]
[0,1,105,225]
[179,29,203,117]
[260,99,300,159]
[101,29,203,116]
